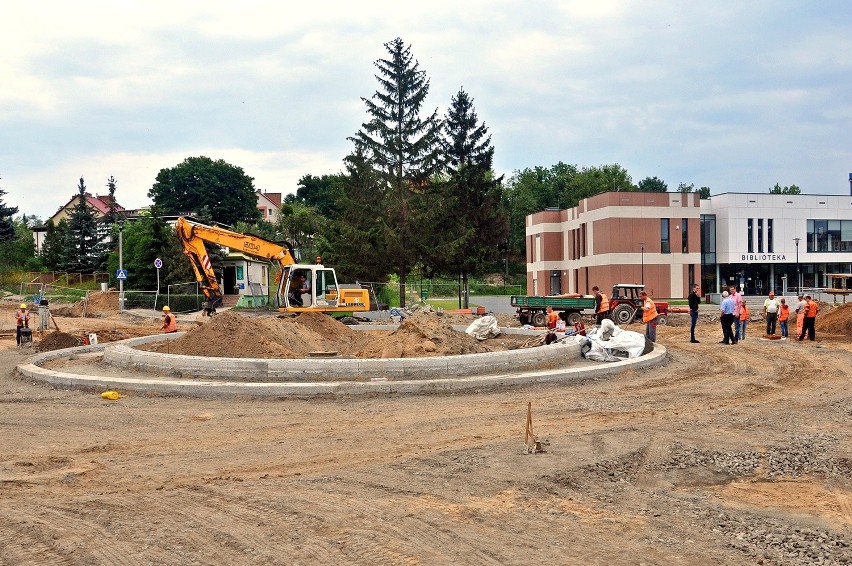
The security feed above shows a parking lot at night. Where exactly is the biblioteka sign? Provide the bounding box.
[740,253,787,262]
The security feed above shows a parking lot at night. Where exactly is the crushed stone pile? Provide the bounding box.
[814,302,852,335]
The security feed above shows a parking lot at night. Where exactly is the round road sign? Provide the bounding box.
[154,258,163,269]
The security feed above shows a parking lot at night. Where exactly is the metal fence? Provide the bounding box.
[2,271,109,286]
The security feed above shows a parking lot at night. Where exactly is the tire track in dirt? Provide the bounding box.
[0,505,134,565]
[0,513,76,566]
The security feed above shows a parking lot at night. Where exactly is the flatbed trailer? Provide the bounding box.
[510,295,596,326]
[512,283,670,327]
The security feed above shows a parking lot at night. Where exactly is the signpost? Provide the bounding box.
[154,258,162,311]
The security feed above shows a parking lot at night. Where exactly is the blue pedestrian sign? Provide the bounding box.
[116,269,128,280]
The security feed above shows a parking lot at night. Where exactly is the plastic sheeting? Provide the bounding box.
[581,319,649,362]
[465,315,501,341]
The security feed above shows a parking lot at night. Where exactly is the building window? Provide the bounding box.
[767,219,773,253]
[747,219,754,253]
[661,218,670,254]
[757,219,764,253]
[700,214,716,265]
[681,218,688,253]
[807,219,852,252]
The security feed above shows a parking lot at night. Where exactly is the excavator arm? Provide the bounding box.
[175,216,369,314]
[175,217,297,313]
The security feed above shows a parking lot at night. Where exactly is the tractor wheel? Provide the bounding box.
[532,311,547,327]
[656,315,667,326]
[566,312,582,326]
[611,304,636,325]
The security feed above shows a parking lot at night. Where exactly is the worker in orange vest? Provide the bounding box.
[15,303,30,345]
[738,301,750,340]
[778,297,790,338]
[161,306,177,333]
[797,295,818,341]
[640,291,659,343]
[592,286,609,325]
[545,306,559,330]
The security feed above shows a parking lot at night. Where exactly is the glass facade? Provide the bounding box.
[747,219,753,253]
[661,218,670,253]
[700,214,716,265]
[807,219,852,252]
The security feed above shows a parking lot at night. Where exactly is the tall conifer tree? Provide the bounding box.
[348,37,442,307]
[437,88,508,307]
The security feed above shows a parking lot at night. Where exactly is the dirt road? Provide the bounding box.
[1,311,850,565]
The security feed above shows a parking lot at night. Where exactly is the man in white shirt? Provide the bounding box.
[763,291,780,336]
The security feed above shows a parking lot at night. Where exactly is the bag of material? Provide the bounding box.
[465,316,501,341]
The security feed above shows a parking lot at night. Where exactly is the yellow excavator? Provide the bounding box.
[175,216,370,315]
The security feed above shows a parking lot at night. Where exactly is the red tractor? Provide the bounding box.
[607,284,669,326]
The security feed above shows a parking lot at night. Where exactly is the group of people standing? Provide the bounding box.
[713,286,819,344]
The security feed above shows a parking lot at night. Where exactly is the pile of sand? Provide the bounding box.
[815,302,852,335]
[141,311,372,359]
[85,291,120,314]
[356,312,492,358]
[37,331,82,352]
[138,310,521,359]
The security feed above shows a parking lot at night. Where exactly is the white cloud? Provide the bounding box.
[3,0,852,221]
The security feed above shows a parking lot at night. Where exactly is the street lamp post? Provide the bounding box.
[640,242,645,285]
[793,237,801,294]
[118,222,125,311]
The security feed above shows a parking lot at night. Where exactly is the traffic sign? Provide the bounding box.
[116,269,128,280]
[154,258,163,269]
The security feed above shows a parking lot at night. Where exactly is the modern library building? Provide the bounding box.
[525,190,852,299]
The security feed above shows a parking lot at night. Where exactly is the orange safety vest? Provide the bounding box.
[805,300,819,317]
[162,313,177,333]
[546,310,559,329]
[16,309,30,327]
[642,298,658,322]
[597,293,609,314]
[739,303,749,321]
[778,304,790,321]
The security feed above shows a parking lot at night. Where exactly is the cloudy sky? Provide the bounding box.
[2,1,851,221]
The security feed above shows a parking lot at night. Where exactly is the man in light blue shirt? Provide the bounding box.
[719,290,736,345]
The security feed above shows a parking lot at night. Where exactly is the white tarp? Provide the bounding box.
[465,316,501,341]
[581,319,648,361]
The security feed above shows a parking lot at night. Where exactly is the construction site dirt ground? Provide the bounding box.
[1,298,851,565]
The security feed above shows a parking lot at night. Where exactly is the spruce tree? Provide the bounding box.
[348,37,442,307]
[40,220,64,270]
[66,177,102,273]
[324,149,391,285]
[0,177,18,244]
[438,88,508,307]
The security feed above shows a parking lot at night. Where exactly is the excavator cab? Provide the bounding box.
[280,265,341,309]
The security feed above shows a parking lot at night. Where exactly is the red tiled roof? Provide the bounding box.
[256,190,282,207]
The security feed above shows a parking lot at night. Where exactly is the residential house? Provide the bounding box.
[33,193,127,252]
[256,190,282,223]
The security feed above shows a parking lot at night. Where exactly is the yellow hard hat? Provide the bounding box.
[162,306,171,311]
[20,303,27,309]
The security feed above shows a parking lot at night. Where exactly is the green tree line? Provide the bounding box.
[5,37,798,307]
